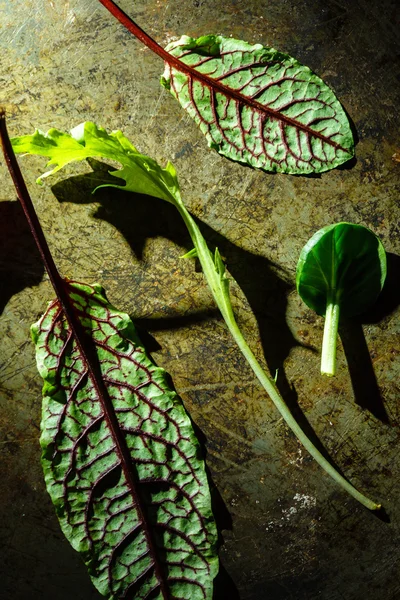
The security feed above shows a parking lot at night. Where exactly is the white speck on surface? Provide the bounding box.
[287,447,305,466]
[265,493,316,531]
[293,493,317,509]
[65,10,76,27]
[282,506,298,518]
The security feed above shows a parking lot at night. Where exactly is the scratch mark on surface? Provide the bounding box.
[143,90,166,136]
[207,449,248,471]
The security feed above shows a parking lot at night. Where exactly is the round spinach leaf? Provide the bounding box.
[296,222,386,317]
[296,222,386,376]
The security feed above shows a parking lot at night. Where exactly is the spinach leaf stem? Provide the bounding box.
[321,301,340,376]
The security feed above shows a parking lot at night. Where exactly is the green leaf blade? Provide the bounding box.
[296,222,387,317]
[297,222,387,376]
[12,122,180,204]
[161,35,354,174]
[34,281,218,599]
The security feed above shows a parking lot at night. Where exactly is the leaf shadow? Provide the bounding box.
[51,162,316,432]
[339,252,400,424]
[0,199,45,316]
[334,103,359,172]
[50,159,304,381]
[51,159,370,502]
[339,320,389,423]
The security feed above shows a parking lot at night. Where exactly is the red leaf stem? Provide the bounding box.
[97,0,351,154]
[0,110,171,599]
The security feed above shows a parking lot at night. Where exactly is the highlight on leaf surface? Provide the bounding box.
[34,280,219,599]
[161,34,354,174]
[296,222,387,376]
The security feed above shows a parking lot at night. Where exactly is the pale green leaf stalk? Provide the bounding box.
[321,300,340,376]
[12,123,380,510]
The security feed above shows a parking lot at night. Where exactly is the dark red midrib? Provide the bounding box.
[98,0,350,155]
[0,111,171,600]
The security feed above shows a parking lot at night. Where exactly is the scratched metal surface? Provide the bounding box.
[0,1,399,599]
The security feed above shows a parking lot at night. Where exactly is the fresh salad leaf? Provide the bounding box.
[1,112,218,600]
[11,122,177,202]
[35,280,219,600]
[161,34,354,174]
[296,222,387,376]
[98,0,354,174]
[12,122,381,511]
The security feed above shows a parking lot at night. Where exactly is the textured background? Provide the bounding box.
[0,1,399,599]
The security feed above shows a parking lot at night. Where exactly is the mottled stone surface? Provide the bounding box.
[0,1,399,599]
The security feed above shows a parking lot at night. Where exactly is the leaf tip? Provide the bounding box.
[180,248,198,259]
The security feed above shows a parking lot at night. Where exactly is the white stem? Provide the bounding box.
[321,302,340,376]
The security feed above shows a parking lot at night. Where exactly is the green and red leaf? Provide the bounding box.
[34,280,218,600]
[97,1,354,175]
[161,35,354,174]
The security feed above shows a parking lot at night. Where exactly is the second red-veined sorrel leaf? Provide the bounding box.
[97,0,354,174]
[1,110,218,598]
[34,280,218,599]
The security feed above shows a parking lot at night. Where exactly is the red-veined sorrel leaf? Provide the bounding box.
[34,280,218,600]
[1,110,219,598]
[97,0,354,174]
[161,35,353,174]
